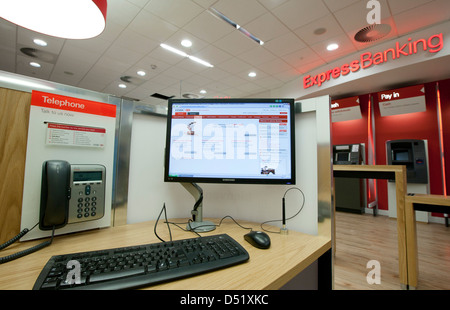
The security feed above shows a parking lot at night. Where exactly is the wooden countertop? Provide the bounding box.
[0,218,331,290]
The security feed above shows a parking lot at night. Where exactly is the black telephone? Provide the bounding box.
[0,160,70,264]
[0,160,71,264]
[1,160,106,264]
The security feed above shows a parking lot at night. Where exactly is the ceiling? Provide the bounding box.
[1,0,450,107]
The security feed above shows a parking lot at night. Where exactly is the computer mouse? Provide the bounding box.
[244,231,271,249]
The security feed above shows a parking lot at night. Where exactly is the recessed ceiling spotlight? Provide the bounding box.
[327,43,339,51]
[200,90,207,94]
[118,83,127,88]
[248,72,256,77]
[137,70,146,76]
[29,61,41,68]
[181,39,192,47]
[33,38,47,47]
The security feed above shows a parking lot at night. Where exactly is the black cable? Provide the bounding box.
[0,224,55,264]
[260,187,305,233]
[0,222,39,251]
[154,203,172,242]
[160,189,304,239]
[217,216,253,232]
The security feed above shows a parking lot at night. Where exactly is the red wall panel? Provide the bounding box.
[373,82,442,211]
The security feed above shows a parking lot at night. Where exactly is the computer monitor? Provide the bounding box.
[164,98,296,231]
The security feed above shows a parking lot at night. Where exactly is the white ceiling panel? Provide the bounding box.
[271,0,330,30]
[213,30,259,56]
[212,0,267,25]
[237,45,277,67]
[244,12,291,42]
[184,11,234,43]
[263,32,306,56]
[143,0,204,28]
[387,0,433,15]
[322,0,360,12]
[0,0,449,106]
[293,14,345,46]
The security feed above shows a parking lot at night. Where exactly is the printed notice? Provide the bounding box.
[331,96,362,123]
[378,85,426,117]
[46,123,106,148]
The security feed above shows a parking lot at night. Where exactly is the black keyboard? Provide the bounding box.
[33,234,249,290]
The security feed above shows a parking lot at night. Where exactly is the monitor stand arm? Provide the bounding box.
[181,182,215,232]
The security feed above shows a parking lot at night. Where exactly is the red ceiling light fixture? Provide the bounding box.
[0,0,107,39]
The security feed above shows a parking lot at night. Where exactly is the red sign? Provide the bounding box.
[303,33,444,89]
[47,123,106,133]
[378,84,425,102]
[31,90,116,118]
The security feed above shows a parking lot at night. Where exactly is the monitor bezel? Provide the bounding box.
[164,98,296,185]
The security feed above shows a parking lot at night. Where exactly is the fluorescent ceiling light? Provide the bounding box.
[0,0,107,39]
[137,70,146,76]
[118,83,127,88]
[248,72,256,77]
[188,55,214,68]
[160,43,188,57]
[160,43,214,68]
[29,62,41,68]
[209,7,264,46]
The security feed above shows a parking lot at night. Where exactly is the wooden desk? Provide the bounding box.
[333,165,409,289]
[0,218,331,290]
[405,194,450,289]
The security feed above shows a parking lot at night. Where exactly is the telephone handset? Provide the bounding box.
[40,160,71,230]
[1,160,106,264]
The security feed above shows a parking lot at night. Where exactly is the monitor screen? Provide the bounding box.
[164,98,296,185]
[336,152,350,162]
[394,150,410,161]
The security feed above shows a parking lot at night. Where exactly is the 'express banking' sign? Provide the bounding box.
[303,33,444,89]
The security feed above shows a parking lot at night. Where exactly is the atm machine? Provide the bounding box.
[333,144,366,214]
[386,139,429,222]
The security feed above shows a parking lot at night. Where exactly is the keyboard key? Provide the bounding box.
[89,266,145,283]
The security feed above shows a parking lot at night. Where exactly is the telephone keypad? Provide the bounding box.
[75,185,100,219]
[68,165,105,224]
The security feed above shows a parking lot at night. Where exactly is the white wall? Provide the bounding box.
[126,98,327,236]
